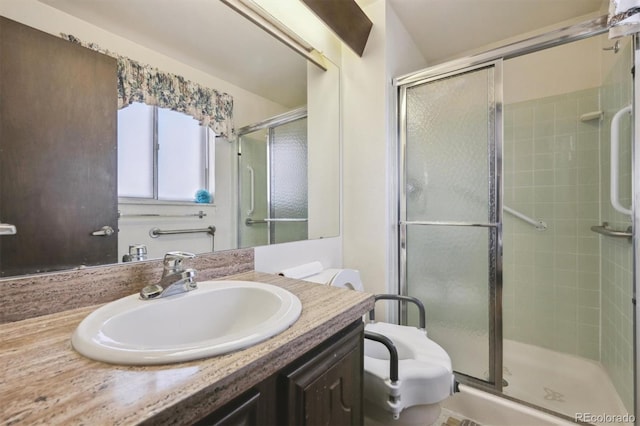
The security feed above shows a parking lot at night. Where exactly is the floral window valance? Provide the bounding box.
[608,0,640,39]
[61,34,234,138]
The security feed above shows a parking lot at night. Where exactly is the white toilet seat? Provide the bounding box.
[294,265,455,422]
[364,322,454,417]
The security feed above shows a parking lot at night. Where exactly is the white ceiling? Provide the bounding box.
[39,0,606,107]
[39,0,308,108]
[387,0,605,64]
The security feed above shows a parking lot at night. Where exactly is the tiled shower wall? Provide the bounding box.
[600,41,634,412]
[503,41,635,412]
[503,87,602,360]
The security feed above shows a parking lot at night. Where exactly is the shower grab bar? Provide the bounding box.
[149,226,216,238]
[504,205,547,231]
[610,105,633,216]
[590,222,632,241]
[246,166,255,216]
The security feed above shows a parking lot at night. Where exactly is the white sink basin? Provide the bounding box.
[71,280,302,365]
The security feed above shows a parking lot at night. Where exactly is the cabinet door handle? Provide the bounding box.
[247,165,255,216]
[91,226,115,236]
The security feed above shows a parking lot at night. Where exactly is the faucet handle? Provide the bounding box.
[163,251,196,270]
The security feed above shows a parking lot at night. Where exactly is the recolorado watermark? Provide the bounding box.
[575,413,635,423]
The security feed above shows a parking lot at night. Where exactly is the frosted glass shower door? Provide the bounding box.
[269,117,308,244]
[400,62,502,387]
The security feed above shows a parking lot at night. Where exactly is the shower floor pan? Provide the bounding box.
[501,339,631,426]
[443,339,631,426]
[428,326,631,425]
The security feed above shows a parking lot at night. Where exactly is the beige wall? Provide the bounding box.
[504,34,603,104]
[342,0,427,320]
[342,0,388,308]
[307,61,341,240]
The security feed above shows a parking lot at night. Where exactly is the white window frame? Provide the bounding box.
[118,103,213,205]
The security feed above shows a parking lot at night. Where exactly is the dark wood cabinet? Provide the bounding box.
[195,375,278,426]
[194,321,364,426]
[196,390,261,426]
[282,321,363,425]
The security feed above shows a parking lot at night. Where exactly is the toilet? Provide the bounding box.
[362,322,454,426]
[287,264,455,426]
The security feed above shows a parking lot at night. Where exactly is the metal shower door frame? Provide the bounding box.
[633,32,639,423]
[394,15,614,399]
[397,60,504,392]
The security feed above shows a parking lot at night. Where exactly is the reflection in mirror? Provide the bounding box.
[0,0,340,279]
[239,109,309,248]
[118,103,214,202]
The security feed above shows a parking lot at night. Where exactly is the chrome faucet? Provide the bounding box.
[122,244,148,263]
[139,251,197,299]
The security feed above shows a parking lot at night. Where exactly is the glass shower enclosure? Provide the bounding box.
[396,20,636,423]
[237,108,308,248]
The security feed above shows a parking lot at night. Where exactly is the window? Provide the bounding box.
[117,102,214,202]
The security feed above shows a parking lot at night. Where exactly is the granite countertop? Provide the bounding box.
[0,271,374,425]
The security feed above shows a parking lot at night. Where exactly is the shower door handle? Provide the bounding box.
[610,105,632,216]
[246,165,255,216]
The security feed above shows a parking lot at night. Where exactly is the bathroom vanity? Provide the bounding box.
[198,320,363,425]
[0,271,373,425]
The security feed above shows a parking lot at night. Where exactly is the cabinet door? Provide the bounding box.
[282,321,364,426]
[194,390,260,426]
[0,17,118,276]
[193,375,277,426]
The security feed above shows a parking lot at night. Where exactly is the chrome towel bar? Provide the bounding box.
[590,222,632,241]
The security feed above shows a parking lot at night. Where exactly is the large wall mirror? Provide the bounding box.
[0,0,340,278]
